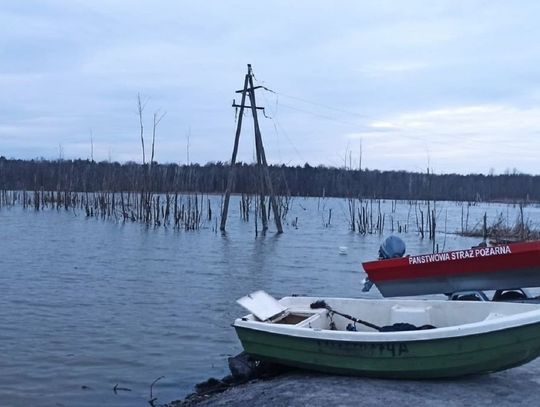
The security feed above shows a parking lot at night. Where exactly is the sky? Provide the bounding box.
[1,1,540,175]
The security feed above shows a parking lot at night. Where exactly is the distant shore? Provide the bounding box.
[2,156,540,202]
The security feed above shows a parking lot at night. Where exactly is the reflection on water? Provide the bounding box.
[0,197,537,406]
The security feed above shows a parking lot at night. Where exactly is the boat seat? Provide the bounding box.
[390,304,432,326]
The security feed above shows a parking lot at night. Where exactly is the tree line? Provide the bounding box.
[0,156,539,202]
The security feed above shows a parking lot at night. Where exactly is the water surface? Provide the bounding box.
[0,197,537,406]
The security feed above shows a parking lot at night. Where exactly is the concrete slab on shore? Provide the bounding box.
[171,358,540,406]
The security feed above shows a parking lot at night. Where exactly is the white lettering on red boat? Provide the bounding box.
[408,245,511,265]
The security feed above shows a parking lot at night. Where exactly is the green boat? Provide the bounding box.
[233,291,540,378]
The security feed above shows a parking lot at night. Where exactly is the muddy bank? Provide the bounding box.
[169,358,540,406]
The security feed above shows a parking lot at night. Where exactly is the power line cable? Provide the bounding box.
[255,83,305,163]
[253,78,533,159]
[254,77,371,119]
[260,87,283,163]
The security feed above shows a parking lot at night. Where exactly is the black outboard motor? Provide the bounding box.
[363,236,407,292]
[378,236,406,260]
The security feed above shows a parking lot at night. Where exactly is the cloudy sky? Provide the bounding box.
[1,1,540,174]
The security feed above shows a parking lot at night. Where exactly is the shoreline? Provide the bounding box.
[168,357,540,406]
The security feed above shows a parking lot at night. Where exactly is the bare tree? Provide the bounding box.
[150,110,166,165]
[89,129,94,162]
[186,126,191,165]
[358,138,362,170]
[137,93,148,165]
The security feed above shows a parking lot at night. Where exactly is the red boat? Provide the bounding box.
[362,241,540,297]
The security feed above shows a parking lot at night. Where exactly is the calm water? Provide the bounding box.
[1,197,539,406]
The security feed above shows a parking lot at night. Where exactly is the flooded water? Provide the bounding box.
[1,197,539,406]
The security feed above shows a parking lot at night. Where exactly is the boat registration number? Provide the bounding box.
[318,340,409,357]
